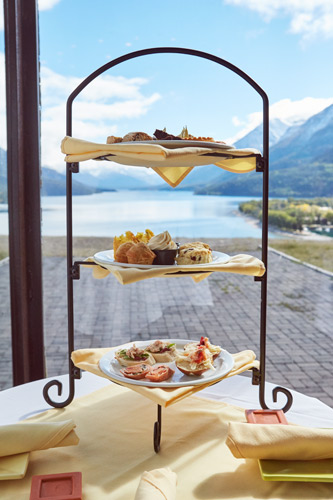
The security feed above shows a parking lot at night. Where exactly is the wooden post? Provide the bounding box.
[4,0,45,384]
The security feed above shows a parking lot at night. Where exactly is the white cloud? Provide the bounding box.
[225,0,333,40]
[38,0,62,10]
[227,96,333,143]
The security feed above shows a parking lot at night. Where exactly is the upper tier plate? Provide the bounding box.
[120,140,235,150]
[94,250,230,269]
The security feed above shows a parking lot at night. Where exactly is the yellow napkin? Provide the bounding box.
[61,136,260,187]
[134,468,177,500]
[71,348,259,407]
[85,253,265,285]
[0,420,79,480]
[226,422,333,460]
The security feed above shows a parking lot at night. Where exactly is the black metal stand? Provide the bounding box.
[43,47,293,448]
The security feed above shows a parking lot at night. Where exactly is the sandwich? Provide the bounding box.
[185,336,222,359]
[146,340,177,363]
[115,344,155,367]
[175,345,215,376]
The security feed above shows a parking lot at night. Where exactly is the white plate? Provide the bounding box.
[121,140,234,150]
[94,250,230,269]
[99,339,234,388]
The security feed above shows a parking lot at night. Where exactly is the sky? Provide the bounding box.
[1,0,333,175]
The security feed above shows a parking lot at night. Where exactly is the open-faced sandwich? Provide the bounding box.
[115,344,155,367]
[146,340,178,363]
[120,364,152,380]
[145,365,174,382]
[185,336,222,360]
[175,344,215,376]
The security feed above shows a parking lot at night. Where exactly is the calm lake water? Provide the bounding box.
[0,190,279,238]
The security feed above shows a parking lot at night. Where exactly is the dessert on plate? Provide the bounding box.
[113,229,154,255]
[126,242,156,265]
[176,242,213,265]
[147,231,178,265]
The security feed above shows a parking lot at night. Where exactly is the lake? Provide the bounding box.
[0,190,279,238]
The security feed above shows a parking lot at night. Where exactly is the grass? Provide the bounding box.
[268,239,333,273]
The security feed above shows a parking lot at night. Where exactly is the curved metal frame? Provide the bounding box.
[43,47,293,417]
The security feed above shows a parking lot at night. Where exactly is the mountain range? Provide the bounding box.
[0,103,332,199]
[195,104,333,197]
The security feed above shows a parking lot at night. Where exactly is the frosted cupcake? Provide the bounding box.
[147,231,178,265]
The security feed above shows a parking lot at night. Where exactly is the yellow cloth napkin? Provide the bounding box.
[2,383,333,499]
[0,420,79,481]
[226,422,333,461]
[85,253,265,285]
[71,348,259,407]
[61,136,260,187]
[134,468,177,500]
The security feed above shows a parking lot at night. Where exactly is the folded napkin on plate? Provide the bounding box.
[84,253,265,285]
[61,136,260,187]
[134,468,177,500]
[226,422,333,460]
[71,348,259,408]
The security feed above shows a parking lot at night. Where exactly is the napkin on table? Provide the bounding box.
[134,468,177,500]
[84,253,265,285]
[226,422,333,460]
[61,136,260,187]
[71,348,259,408]
[0,419,79,480]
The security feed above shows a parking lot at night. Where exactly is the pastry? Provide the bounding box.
[185,336,222,360]
[126,242,156,265]
[147,231,177,251]
[106,135,123,144]
[146,340,177,363]
[114,241,136,263]
[113,229,154,254]
[122,132,153,142]
[175,345,214,376]
[176,242,213,265]
[115,344,155,367]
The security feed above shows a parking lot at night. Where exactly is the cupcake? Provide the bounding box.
[147,231,178,265]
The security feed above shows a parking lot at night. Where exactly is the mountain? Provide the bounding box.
[77,168,158,190]
[0,148,114,200]
[234,117,292,151]
[196,104,333,198]
[41,167,114,196]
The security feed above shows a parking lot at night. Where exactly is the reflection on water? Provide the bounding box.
[0,190,278,238]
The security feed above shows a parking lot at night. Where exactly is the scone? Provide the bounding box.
[114,241,136,263]
[126,242,156,265]
[176,242,213,265]
[122,132,153,142]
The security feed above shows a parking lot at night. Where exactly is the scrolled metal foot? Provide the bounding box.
[43,379,75,408]
[272,386,293,413]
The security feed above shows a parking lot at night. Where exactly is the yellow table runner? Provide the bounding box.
[61,136,260,187]
[1,384,332,499]
[85,253,265,284]
[71,348,259,407]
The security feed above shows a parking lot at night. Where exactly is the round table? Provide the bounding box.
[1,372,332,427]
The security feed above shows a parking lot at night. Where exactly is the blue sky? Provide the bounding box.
[1,0,333,174]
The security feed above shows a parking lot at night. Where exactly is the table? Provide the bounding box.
[1,372,332,427]
[1,373,333,499]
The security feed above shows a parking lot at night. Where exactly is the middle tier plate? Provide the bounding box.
[99,339,234,388]
[94,250,230,269]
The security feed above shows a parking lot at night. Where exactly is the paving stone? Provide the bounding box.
[0,250,332,409]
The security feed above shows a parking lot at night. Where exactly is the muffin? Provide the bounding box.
[126,242,156,265]
[114,241,136,263]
